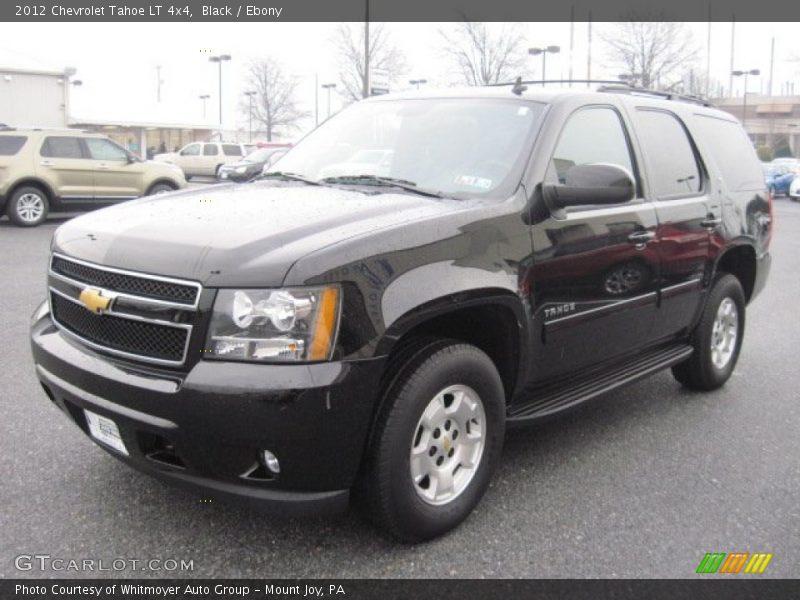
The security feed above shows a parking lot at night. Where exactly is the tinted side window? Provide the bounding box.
[548,107,635,186]
[634,109,702,198]
[693,115,764,191]
[41,137,83,159]
[203,144,219,156]
[180,143,201,156]
[222,144,241,156]
[85,138,128,161]
[0,135,27,156]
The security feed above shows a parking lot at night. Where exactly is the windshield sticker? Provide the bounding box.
[454,175,493,190]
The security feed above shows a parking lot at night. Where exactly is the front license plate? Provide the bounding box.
[84,410,128,456]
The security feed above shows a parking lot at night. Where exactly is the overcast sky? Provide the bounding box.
[1,22,798,141]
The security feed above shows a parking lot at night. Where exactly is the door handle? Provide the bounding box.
[39,160,53,167]
[97,164,110,170]
[701,216,722,229]
[627,230,656,249]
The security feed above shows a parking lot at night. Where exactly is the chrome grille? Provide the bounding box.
[51,293,189,362]
[48,254,201,366]
[51,254,200,306]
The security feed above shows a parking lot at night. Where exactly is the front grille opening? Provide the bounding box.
[139,432,186,470]
[51,293,188,363]
[240,462,276,482]
[40,383,55,403]
[52,256,198,305]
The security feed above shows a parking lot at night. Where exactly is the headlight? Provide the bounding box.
[235,166,248,174]
[206,286,340,362]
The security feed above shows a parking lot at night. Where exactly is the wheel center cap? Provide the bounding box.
[443,435,452,453]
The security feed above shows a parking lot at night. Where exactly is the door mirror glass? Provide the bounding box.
[543,163,635,208]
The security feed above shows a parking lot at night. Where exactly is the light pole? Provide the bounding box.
[732,69,760,131]
[156,65,163,102]
[409,78,427,90]
[209,54,231,128]
[60,67,82,126]
[321,83,336,118]
[198,94,210,119]
[244,90,257,142]
[528,45,560,86]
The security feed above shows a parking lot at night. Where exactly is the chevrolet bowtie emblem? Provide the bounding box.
[79,288,112,314]
[443,436,452,453]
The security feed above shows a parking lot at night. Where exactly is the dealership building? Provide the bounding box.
[0,65,215,158]
[714,95,800,156]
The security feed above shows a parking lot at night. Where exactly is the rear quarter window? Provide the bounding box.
[222,144,242,156]
[0,135,28,156]
[692,115,764,191]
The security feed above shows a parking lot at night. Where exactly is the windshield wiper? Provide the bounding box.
[257,171,321,186]
[320,174,445,198]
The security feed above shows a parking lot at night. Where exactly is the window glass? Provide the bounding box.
[275,98,544,198]
[180,143,201,156]
[634,110,702,197]
[548,108,635,186]
[0,135,27,156]
[203,144,219,156]
[85,138,128,161]
[41,137,83,159]
[222,144,242,156]
[693,115,765,191]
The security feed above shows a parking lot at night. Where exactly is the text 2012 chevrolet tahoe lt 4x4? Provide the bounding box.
[30,84,771,541]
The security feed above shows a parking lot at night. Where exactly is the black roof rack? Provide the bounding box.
[487,78,714,108]
[596,85,715,107]
[489,79,631,88]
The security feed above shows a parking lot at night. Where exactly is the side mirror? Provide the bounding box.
[126,153,137,164]
[543,163,635,208]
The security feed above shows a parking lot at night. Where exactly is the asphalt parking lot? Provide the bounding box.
[1,197,798,579]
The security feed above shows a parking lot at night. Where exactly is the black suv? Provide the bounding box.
[30,85,771,541]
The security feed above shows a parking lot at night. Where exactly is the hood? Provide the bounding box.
[52,181,466,287]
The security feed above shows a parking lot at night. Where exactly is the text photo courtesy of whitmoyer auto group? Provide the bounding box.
[1,0,799,597]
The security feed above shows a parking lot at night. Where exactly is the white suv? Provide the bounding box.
[789,175,800,201]
[154,142,252,179]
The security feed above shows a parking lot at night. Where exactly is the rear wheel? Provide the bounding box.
[672,273,745,391]
[7,186,49,227]
[358,340,505,542]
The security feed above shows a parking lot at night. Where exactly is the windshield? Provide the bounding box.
[275,98,545,197]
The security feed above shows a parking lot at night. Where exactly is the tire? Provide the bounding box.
[146,182,175,196]
[7,185,49,227]
[671,273,745,391]
[358,339,505,542]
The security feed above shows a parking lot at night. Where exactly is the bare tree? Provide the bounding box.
[601,19,698,90]
[243,57,308,141]
[333,23,406,103]
[439,22,527,86]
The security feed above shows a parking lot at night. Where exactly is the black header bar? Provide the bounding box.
[3,0,800,22]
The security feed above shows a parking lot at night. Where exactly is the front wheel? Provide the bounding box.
[7,186,49,227]
[672,273,745,391]
[146,182,175,196]
[358,340,505,542]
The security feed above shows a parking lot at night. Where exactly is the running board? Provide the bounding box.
[508,343,694,423]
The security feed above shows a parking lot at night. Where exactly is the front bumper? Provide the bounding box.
[30,303,385,516]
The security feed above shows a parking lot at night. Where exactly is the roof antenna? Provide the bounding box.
[511,76,528,96]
